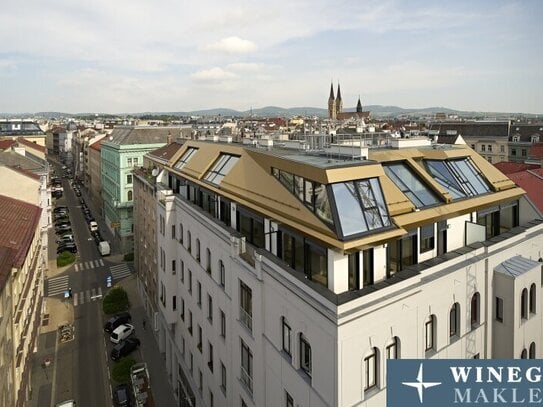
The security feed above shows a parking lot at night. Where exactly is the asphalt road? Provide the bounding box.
[52,166,111,407]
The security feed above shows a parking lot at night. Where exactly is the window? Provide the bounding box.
[172,295,177,311]
[198,370,202,391]
[172,260,176,275]
[208,342,214,371]
[219,260,225,288]
[500,145,505,153]
[450,303,460,338]
[522,149,527,157]
[241,340,253,394]
[196,239,201,262]
[512,148,517,156]
[530,283,536,314]
[180,298,185,321]
[208,294,213,322]
[386,337,399,359]
[364,347,378,391]
[206,248,212,273]
[197,325,202,352]
[126,174,133,184]
[220,309,226,338]
[300,334,312,377]
[209,390,214,407]
[236,209,265,249]
[420,224,435,253]
[481,145,486,152]
[127,190,133,201]
[425,315,436,352]
[471,292,480,327]
[348,252,360,290]
[190,352,193,373]
[530,342,536,359]
[240,280,252,332]
[387,232,417,276]
[331,178,391,238]
[171,224,176,240]
[197,282,202,307]
[282,317,291,357]
[384,163,439,209]
[286,391,294,407]
[127,157,132,166]
[521,288,528,319]
[179,223,183,244]
[180,262,184,283]
[188,270,192,294]
[187,231,192,252]
[134,157,138,166]
[496,297,503,322]
[204,154,240,185]
[188,311,193,335]
[363,248,374,287]
[488,145,492,152]
[521,349,528,359]
[174,147,198,170]
[221,361,227,394]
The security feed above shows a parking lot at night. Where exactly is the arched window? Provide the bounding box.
[425,315,436,352]
[364,347,379,391]
[219,259,225,288]
[530,283,536,314]
[471,292,480,327]
[521,288,528,319]
[206,248,212,273]
[187,231,192,252]
[179,223,183,244]
[450,303,460,338]
[196,238,201,262]
[521,348,528,359]
[127,190,133,201]
[530,342,536,359]
[386,336,400,360]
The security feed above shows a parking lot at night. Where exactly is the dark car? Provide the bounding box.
[85,214,95,223]
[113,384,132,407]
[55,225,72,234]
[79,197,85,205]
[75,191,82,197]
[92,231,103,244]
[54,214,69,221]
[103,312,132,333]
[57,244,77,254]
[110,337,140,361]
[55,221,71,228]
[52,191,63,199]
[53,206,68,213]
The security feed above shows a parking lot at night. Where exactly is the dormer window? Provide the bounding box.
[531,135,540,143]
[384,162,440,209]
[174,147,198,170]
[204,154,240,186]
[513,135,520,142]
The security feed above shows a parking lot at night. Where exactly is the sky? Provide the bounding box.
[1,0,542,114]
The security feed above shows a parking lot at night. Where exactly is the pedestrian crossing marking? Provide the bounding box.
[75,264,79,272]
[73,258,106,272]
[46,275,69,296]
[110,263,132,280]
[73,287,103,307]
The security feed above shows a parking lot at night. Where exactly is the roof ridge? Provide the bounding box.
[527,169,543,180]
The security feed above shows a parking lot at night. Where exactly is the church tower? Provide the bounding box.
[356,96,363,113]
[328,82,336,119]
[335,83,343,118]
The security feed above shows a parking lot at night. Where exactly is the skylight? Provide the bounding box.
[331,178,391,238]
[174,147,198,170]
[204,154,240,185]
[384,163,439,208]
[425,158,490,200]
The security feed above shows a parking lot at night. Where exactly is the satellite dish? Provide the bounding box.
[151,168,158,177]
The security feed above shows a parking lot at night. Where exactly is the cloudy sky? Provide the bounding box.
[1,0,542,114]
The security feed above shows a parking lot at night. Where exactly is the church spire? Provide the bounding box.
[329,81,335,100]
[328,81,336,120]
[356,95,363,113]
[336,83,342,101]
[335,82,343,117]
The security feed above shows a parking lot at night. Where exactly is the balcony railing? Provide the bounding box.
[240,367,253,395]
[239,306,253,333]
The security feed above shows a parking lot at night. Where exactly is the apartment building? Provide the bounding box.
[0,194,45,406]
[142,136,543,407]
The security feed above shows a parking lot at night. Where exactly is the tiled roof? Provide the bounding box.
[509,133,541,142]
[6,165,41,180]
[0,194,41,268]
[0,139,16,150]
[0,151,45,173]
[89,139,103,151]
[429,122,509,138]
[494,161,540,175]
[507,169,543,213]
[148,142,184,161]
[510,124,543,137]
[529,142,543,159]
[17,137,46,152]
[0,246,14,291]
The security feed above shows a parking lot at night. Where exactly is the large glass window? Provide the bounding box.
[331,178,390,239]
[348,252,360,290]
[240,340,253,394]
[364,348,378,391]
[236,210,265,249]
[300,334,312,377]
[387,233,417,277]
[425,158,490,199]
[282,317,291,357]
[384,163,439,208]
[174,147,198,170]
[420,224,435,253]
[204,154,240,185]
[362,248,374,287]
[240,281,252,332]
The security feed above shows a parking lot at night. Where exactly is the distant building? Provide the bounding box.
[328,82,370,120]
[88,138,104,214]
[0,119,46,146]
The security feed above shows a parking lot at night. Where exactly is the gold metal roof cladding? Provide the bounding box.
[163,140,524,251]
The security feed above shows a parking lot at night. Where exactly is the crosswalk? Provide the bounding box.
[74,259,105,272]
[110,263,132,280]
[73,287,103,306]
[46,275,69,296]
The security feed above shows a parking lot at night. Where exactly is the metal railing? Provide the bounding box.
[239,306,253,333]
[240,367,253,395]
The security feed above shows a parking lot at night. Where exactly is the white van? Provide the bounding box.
[98,241,110,256]
[89,221,98,232]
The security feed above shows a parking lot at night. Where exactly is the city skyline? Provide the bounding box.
[1,0,542,114]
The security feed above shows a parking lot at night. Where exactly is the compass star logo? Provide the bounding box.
[402,363,442,403]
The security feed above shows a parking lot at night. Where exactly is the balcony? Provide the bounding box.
[239,307,252,333]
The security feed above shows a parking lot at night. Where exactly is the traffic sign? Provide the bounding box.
[111,222,121,229]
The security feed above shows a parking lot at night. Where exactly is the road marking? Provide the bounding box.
[73,292,79,306]
[74,263,79,272]
[94,259,101,268]
[110,263,132,280]
[99,259,104,266]
[46,275,69,296]
[86,261,92,269]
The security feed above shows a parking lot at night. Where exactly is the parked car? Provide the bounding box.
[57,244,77,254]
[56,400,76,407]
[79,197,85,205]
[54,206,68,213]
[75,190,82,197]
[85,214,95,223]
[110,337,140,361]
[55,221,71,228]
[110,324,135,344]
[55,225,72,234]
[104,312,132,333]
[54,214,69,221]
[112,384,132,407]
[57,234,75,244]
[53,191,63,198]
[89,221,99,232]
[92,231,103,244]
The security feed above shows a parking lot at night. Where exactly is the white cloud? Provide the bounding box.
[206,36,257,54]
[191,67,237,82]
[226,62,262,72]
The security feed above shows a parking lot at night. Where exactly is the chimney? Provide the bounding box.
[167,132,172,145]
